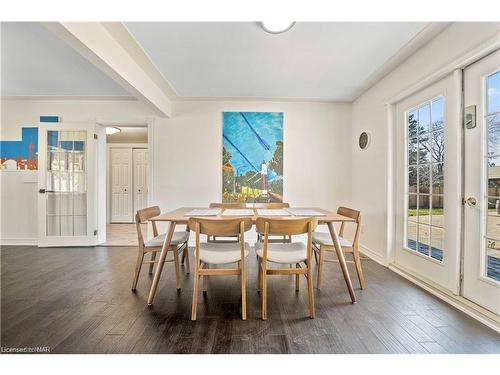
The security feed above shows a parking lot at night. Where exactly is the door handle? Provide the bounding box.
[38,189,56,194]
[465,197,477,207]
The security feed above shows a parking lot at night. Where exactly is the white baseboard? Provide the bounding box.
[389,263,500,333]
[0,238,38,246]
[359,244,386,266]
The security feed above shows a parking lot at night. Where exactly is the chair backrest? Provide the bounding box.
[337,206,360,222]
[337,206,361,246]
[255,217,318,236]
[135,206,161,247]
[188,217,253,236]
[209,202,246,209]
[252,202,290,209]
[136,206,161,223]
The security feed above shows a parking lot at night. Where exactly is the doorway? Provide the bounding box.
[393,51,500,317]
[105,125,149,246]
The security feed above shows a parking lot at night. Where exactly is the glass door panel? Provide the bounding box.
[45,130,87,237]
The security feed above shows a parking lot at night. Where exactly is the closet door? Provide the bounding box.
[133,148,148,214]
[110,148,133,223]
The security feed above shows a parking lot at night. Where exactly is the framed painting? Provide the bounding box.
[222,112,283,203]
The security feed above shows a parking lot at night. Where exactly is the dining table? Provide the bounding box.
[146,207,357,306]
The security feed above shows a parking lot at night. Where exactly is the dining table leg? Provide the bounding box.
[147,221,176,306]
[327,222,356,303]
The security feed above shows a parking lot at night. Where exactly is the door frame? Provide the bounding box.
[107,143,148,224]
[97,117,154,227]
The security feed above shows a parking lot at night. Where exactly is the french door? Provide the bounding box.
[38,122,101,247]
[463,50,500,315]
[394,72,462,294]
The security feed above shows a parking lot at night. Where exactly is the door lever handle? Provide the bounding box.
[465,197,477,207]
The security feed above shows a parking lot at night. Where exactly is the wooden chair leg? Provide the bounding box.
[257,259,262,291]
[148,251,157,275]
[191,267,200,320]
[131,250,145,291]
[307,264,315,318]
[172,245,182,291]
[183,245,190,274]
[241,261,247,321]
[317,247,324,290]
[313,249,319,264]
[262,265,267,320]
[181,249,186,265]
[202,264,208,293]
[353,249,366,289]
[295,263,300,291]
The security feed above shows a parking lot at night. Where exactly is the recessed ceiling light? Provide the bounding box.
[105,127,121,135]
[260,21,295,34]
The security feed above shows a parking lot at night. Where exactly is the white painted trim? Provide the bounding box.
[0,95,136,101]
[0,238,38,246]
[386,33,500,105]
[389,263,500,333]
[386,103,396,266]
[107,143,148,149]
[360,244,386,266]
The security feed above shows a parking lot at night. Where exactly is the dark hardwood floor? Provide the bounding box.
[1,245,499,354]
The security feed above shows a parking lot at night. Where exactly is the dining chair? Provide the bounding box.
[254,202,292,244]
[255,217,318,320]
[131,206,190,291]
[189,216,253,320]
[312,207,365,290]
[207,202,246,243]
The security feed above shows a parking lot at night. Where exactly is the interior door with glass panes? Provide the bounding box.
[394,72,462,293]
[463,50,500,315]
[38,123,97,247]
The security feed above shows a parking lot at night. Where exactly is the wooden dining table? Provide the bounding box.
[146,207,357,306]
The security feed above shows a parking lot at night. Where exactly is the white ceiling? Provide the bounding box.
[125,22,429,101]
[1,22,130,97]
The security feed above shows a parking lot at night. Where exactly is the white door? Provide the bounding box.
[463,50,500,315]
[133,148,148,214]
[110,148,133,223]
[38,122,97,247]
[394,72,462,293]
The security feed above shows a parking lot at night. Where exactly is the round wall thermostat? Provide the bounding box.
[358,132,370,150]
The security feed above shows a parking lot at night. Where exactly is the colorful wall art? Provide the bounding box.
[222,112,283,203]
[0,127,39,170]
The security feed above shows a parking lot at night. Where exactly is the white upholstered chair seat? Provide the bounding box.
[312,232,352,247]
[196,242,250,265]
[255,242,308,264]
[144,232,189,248]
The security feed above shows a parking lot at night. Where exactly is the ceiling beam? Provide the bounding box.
[44,22,173,117]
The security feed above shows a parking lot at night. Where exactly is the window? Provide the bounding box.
[406,97,445,261]
[485,71,500,281]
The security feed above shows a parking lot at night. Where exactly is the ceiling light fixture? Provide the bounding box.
[105,126,121,135]
[259,21,295,34]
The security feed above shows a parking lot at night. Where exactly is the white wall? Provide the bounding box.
[153,100,352,212]
[1,98,352,243]
[351,22,500,264]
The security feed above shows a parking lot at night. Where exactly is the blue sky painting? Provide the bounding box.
[222,111,283,203]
